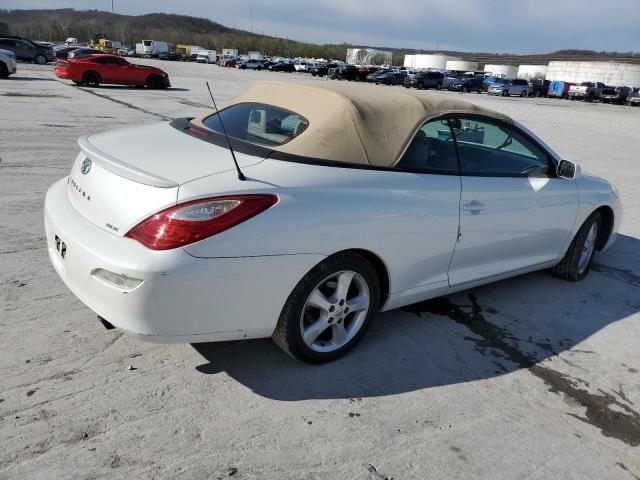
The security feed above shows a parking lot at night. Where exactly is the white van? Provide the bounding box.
[196,50,216,64]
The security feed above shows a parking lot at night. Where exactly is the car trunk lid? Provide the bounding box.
[68,121,265,236]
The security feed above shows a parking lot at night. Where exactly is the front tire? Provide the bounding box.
[272,253,380,363]
[145,75,161,89]
[552,212,601,282]
[0,63,8,79]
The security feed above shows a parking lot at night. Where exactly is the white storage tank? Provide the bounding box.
[517,65,548,80]
[446,60,478,72]
[546,61,640,87]
[404,54,461,70]
[484,64,519,78]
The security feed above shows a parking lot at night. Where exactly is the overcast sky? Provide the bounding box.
[4,0,640,54]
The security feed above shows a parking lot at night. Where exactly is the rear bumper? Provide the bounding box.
[44,177,324,343]
[54,69,71,80]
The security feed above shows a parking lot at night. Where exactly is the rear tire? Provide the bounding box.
[0,63,8,79]
[436,82,442,90]
[520,90,527,97]
[272,253,380,363]
[82,71,100,88]
[34,54,47,65]
[551,212,602,282]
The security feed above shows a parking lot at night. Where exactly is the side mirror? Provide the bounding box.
[557,159,577,179]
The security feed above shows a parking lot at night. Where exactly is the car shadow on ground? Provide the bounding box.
[81,85,190,92]
[193,234,640,402]
[9,76,56,81]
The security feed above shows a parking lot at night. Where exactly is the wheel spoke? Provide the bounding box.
[307,289,332,313]
[331,323,348,346]
[300,269,371,353]
[347,293,369,312]
[303,314,330,345]
[333,271,354,302]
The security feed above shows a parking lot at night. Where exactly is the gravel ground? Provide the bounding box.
[1,60,639,480]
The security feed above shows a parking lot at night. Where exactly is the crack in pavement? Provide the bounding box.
[76,87,172,121]
[403,293,640,447]
[44,71,171,121]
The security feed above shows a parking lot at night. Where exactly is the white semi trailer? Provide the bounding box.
[141,40,169,58]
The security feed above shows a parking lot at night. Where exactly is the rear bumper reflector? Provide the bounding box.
[91,268,143,291]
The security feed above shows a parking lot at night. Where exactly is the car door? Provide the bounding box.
[446,115,578,286]
[393,117,462,290]
[14,40,32,60]
[110,57,134,84]
[90,57,114,83]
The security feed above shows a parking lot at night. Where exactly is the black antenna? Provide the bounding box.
[205,81,246,181]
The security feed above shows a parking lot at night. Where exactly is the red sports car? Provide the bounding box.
[55,54,171,88]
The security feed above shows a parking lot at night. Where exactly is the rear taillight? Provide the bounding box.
[126,194,278,250]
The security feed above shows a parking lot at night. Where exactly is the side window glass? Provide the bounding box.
[451,117,550,177]
[396,119,458,174]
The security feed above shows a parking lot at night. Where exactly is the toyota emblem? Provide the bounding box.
[80,158,92,175]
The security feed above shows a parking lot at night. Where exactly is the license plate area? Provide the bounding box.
[54,234,67,260]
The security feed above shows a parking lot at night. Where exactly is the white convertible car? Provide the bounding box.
[45,81,621,362]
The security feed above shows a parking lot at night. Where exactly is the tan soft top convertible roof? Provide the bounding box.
[193,81,514,167]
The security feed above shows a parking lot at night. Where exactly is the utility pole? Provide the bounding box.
[111,0,114,13]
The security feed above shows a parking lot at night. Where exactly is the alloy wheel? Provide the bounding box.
[578,223,598,275]
[300,270,371,353]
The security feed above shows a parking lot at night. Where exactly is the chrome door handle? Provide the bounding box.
[463,201,486,213]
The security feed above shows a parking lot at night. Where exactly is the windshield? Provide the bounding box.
[202,102,309,147]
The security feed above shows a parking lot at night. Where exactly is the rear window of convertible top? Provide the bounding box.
[202,102,309,147]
